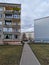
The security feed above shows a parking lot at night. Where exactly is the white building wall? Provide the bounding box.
[34,17,49,43]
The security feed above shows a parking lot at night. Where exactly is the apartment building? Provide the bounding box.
[0,3,21,45]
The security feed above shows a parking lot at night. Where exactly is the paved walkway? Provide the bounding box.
[20,43,41,65]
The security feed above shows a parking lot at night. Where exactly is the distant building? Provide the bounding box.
[34,16,49,43]
[21,32,34,41]
[0,3,21,45]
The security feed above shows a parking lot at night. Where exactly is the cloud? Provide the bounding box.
[33,0,49,19]
[21,27,34,32]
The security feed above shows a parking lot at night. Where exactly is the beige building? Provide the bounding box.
[21,32,34,40]
[0,3,21,45]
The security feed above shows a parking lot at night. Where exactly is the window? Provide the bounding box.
[13,14,20,19]
[15,30,18,32]
[0,7,3,11]
[0,14,2,18]
[13,29,18,32]
[3,28,12,32]
[5,14,12,16]
[4,34,12,39]
[14,35,18,39]
[5,6,13,10]
[5,14,13,18]
[0,21,2,25]
[0,28,2,32]
[5,20,12,25]
[0,35,1,39]
[13,14,17,18]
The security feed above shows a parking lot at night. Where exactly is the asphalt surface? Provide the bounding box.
[20,43,41,65]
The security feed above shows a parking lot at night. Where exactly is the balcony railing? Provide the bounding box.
[5,16,13,18]
[5,6,13,10]
[5,10,13,12]
[13,30,18,32]
[3,28,12,32]
[0,29,2,32]
[5,23,12,25]
[0,14,2,18]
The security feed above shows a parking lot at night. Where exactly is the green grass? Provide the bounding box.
[0,45,23,65]
[29,43,49,65]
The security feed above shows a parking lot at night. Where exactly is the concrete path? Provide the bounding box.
[20,43,41,65]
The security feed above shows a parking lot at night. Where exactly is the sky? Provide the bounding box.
[0,0,49,32]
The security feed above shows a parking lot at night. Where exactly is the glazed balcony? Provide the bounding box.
[5,20,12,25]
[5,6,13,11]
[5,6,21,13]
[5,14,13,18]
[0,28,2,33]
[12,24,20,29]
[13,14,20,19]
[4,10,13,14]
[12,28,20,33]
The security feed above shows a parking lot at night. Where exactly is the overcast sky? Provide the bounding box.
[0,0,49,32]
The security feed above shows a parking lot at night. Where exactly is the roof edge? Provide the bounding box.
[34,16,49,21]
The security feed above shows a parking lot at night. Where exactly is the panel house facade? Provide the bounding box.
[34,16,49,43]
[0,3,21,45]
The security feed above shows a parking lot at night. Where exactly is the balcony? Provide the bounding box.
[13,15,20,19]
[12,18,20,22]
[5,6,20,12]
[5,16,13,19]
[5,8,13,13]
[0,28,2,33]
[5,14,13,19]
[13,11,20,15]
[3,28,12,33]
[0,14,2,18]
[0,7,4,12]
[12,22,18,25]
[12,24,20,29]
[13,29,18,33]
[12,28,20,33]
[0,22,2,25]
[13,7,21,11]
[5,6,13,10]
[5,20,12,25]
[5,10,13,14]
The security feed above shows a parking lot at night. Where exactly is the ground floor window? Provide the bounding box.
[0,35,1,39]
[4,34,12,39]
[0,28,2,32]
[14,35,18,39]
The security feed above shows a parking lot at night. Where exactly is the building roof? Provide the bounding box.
[0,2,21,7]
[34,16,49,21]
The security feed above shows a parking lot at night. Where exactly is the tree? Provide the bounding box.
[28,33,32,43]
[21,33,28,45]
[22,33,27,41]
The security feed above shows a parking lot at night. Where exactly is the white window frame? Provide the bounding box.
[0,21,2,25]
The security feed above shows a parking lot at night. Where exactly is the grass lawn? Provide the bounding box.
[29,43,49,65]
[0,45,23,65]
